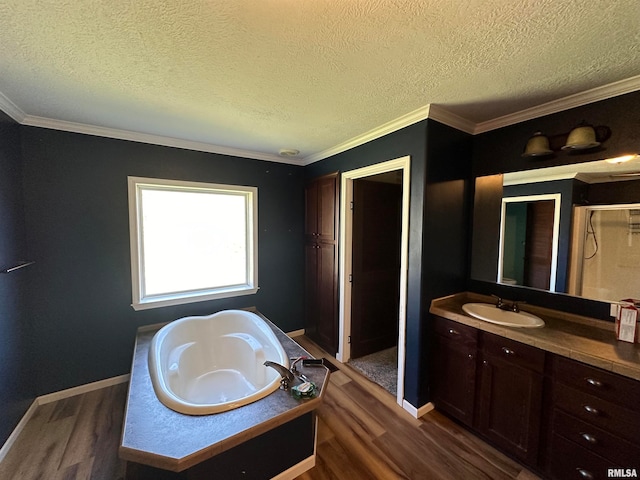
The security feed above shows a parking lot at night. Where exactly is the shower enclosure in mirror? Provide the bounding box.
[568,204,640,302]
[498,194,561,291]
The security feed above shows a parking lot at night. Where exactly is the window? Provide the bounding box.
[128,176,258,310]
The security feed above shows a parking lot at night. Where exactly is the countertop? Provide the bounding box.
[430,292,640,381]
[119,312,329,472]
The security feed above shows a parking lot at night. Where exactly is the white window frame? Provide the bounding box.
[128,176,258,310]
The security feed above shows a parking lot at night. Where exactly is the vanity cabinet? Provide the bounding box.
[431,316,478,426]
[430,314,640,478]
[430,317,544,464]
[304,172,339,355]
[475,332,544,465]
[546,355,640,479]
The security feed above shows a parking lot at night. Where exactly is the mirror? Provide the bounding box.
[471,155,640,304]
[498,194,561,292]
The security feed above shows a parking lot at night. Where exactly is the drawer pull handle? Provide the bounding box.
[576,468,594,480]
[580,432,597,444]
[583,405,599,415]
[585,377,603,388]
[448,328,459,335]
[501,347,515,356]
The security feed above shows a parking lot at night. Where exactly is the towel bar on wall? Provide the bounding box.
[1,261,35,274]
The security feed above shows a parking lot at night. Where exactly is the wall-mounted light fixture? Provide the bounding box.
[523,123,611,159]
[522,131,553,157]
[562,124,600,151]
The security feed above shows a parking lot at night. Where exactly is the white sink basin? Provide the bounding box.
[462,303,545,328]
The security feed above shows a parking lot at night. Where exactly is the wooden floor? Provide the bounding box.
[0,336,540,480]
[0,381,127,480]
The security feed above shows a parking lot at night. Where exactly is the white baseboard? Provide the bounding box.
[0,400,40,463]
[0,374,130,462]
[402,400,435,419]
[286,328,305,338]
[271,455,315,480]
[38,374,130,405]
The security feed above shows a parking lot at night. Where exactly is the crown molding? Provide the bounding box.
[0,91,26,123]
[474,74,640,134]
[20,115,302,165]
[303,105,431,164]
[426,104,476,134]
[3,75,640,165]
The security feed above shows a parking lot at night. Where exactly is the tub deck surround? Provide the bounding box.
[119,311,329,473]
[430,292,640,381]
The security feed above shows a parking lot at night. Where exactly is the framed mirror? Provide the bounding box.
[471,155,640,304]
[498,194,561,292]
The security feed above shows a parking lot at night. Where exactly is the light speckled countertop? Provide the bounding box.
[430,292,640,381]
[119,313,329,472]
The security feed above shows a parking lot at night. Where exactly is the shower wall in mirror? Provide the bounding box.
[568,203,640,302]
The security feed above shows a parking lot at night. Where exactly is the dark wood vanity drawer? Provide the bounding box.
[548,433,618,480]
[480,332,545,373]
[432,316,477,345]
[551,409,640,467]
[552,355,640,411]
[554,383,640,445]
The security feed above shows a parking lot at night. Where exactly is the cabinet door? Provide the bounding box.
[476,352,543,465]
[431,333,477,426]
[304,242,320,338]
[304,172,339,355]
[304,242,338,354]
[314,241,338,353]
[317,175,337,241]
[304,181,319,238]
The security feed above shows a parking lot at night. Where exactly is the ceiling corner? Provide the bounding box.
[0,89,26,123]
[426,105,476,134]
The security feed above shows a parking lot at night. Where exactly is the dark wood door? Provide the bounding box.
[523,200,554,290]
[476,351,543,465]
[304,173,339,355]
[350,179,402,359]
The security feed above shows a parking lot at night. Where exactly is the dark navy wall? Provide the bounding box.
[0,111,33,444]
[21,127,305,396]
[473,90,640,177]
[307,119,471,407]
[306,121,429,407]
[421,120,472,403]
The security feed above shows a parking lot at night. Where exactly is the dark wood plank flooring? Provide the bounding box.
[0,335,539,479]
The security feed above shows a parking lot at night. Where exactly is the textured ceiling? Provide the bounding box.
[1,0,639,162]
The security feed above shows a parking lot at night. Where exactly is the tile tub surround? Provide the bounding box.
[430,293,640,381]
[119,311,329,472]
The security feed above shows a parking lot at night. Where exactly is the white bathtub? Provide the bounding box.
[148,310,289,415]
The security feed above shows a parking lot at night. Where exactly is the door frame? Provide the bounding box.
[337,156,411,408]
[497,193,561,291]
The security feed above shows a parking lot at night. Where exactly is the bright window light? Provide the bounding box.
[128,177,258,310]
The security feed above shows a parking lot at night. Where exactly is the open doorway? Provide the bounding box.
[338,156,410,408]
